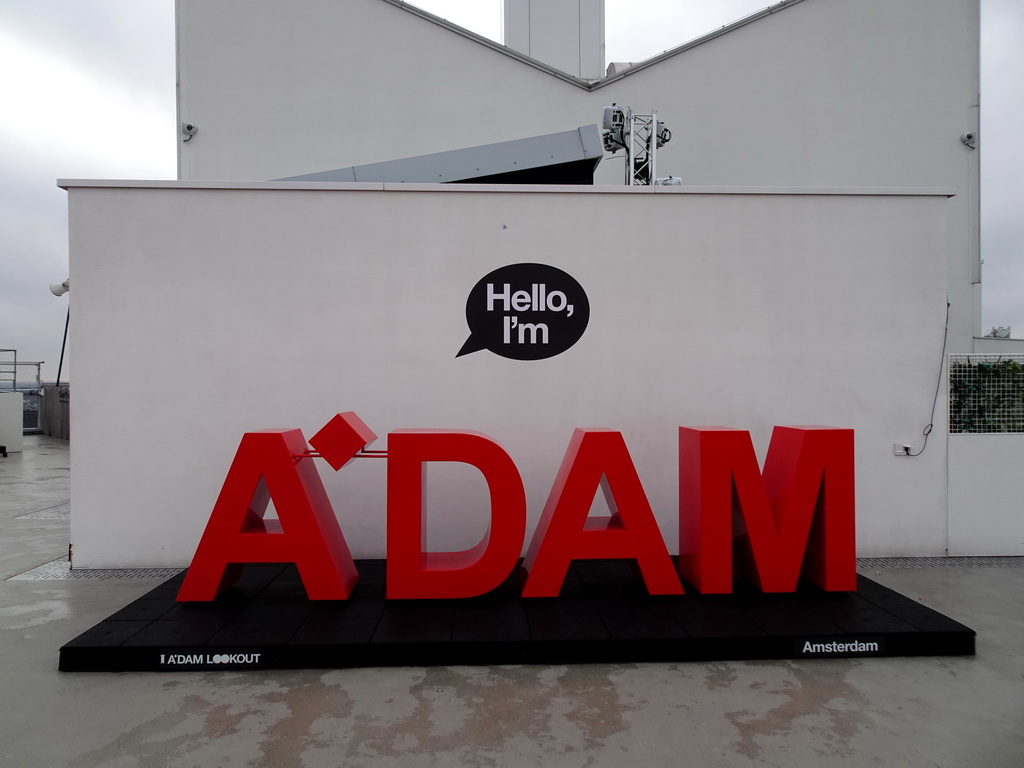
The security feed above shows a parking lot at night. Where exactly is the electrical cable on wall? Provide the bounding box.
[907,301,950,457]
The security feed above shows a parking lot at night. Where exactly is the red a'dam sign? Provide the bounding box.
[176,412,855,602]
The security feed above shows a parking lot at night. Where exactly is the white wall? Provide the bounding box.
[949,434,1024,555]
[503,0,605,80]
[0,392,23,454]
[972,337,1024,354]
[64,181,951,567]
[175,0,980,350]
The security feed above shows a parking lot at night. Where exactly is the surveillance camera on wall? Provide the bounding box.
[182,123,198,140]
[960,132,976,148]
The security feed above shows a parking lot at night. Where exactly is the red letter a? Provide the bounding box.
[176,428,360,601]
[521,429,683,598]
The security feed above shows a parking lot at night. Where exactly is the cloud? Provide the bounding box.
[0,1,176,380]
[0,0,174,97]
[407,0,502,40]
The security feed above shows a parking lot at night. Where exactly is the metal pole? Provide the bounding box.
[56,307,69,385]
[650,111,657,183]
[624,107,634,185]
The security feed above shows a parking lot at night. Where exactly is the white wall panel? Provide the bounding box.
[0,392,23,454]
[948,434,1024,555]
[66,182,951,566]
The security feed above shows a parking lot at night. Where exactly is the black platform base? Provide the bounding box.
[59,560,975,672]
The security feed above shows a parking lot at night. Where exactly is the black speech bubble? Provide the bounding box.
[457,263,589,360]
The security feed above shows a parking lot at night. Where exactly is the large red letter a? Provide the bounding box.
[176,428,361,601]
[521,429,683,598]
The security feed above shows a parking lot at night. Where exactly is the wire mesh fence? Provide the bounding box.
[948,354,1024,433]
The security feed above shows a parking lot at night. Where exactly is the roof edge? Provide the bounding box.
[378,0,593,89]
[57,179,958,198]
[380,0,809,91]
[596,0,809,87]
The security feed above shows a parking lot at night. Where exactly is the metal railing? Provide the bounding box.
[1,350,44,432]
[0,349,16,390]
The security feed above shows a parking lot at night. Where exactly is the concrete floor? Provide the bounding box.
[1,435,1022,768]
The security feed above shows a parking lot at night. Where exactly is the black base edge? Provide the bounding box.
[58,562,977,672]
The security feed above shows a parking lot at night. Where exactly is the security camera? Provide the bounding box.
[50,279,69,297]
[960,132,976,148]
[181,123,198,140]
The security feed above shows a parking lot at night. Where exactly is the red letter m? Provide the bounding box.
[678,426,855,594]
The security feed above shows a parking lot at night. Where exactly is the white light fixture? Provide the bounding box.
[983,326,1012,339]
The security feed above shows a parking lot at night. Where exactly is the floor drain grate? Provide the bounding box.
[858,556,1024,569]
[16,502,71,520]
[8,558,183,581]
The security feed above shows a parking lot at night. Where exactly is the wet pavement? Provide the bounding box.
[1,435,1022,767]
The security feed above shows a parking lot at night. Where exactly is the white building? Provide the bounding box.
[60,0,1024,568]
[176,0,982,348]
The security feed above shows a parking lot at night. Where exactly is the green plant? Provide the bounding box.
[949,358,1024,433]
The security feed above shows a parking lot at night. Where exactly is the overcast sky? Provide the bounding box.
[1,0,1022,382]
